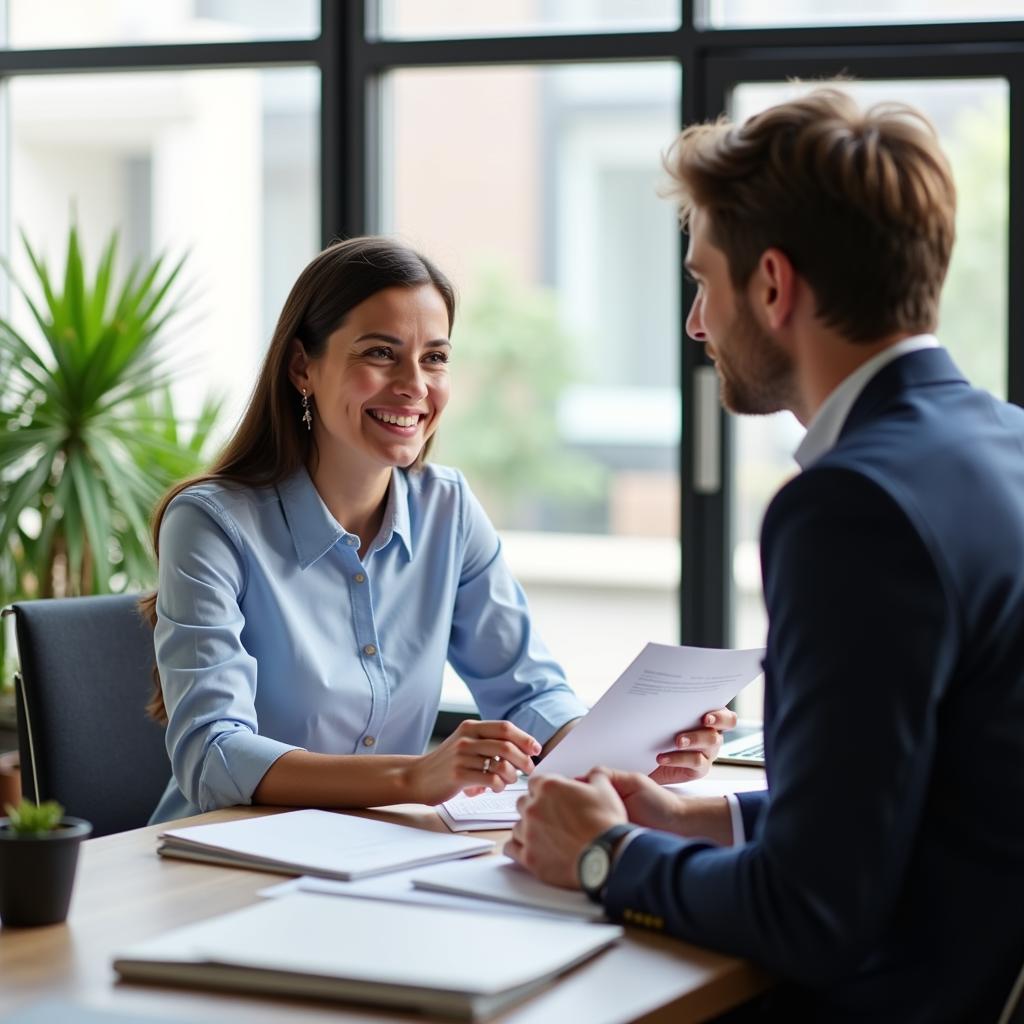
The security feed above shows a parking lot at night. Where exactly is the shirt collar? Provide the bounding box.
[793,334,939,469]
[375,468,414,561]
[277,468,414,569]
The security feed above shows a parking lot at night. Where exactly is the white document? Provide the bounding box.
[412,855,604,922]
[437,780,526,832]
[158,809,493,881]
[259,871,574,920]
[113,892,622,1020]
[536,642,765,779]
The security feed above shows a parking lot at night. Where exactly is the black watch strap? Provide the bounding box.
[597,823,637,857]
[579,823,636,903]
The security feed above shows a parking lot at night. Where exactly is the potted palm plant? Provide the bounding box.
[0,226,221,798]
[0,799,91,926]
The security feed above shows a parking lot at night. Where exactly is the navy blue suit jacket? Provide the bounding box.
[606,349,1024,1022]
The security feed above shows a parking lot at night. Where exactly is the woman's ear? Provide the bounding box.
[287,339,311,392]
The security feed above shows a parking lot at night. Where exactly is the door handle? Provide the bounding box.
[693,366,721,495]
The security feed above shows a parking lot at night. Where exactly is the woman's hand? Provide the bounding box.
[648,708,738,784]
[404,719,541,806]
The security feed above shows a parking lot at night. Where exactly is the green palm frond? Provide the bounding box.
[0,225,222,684]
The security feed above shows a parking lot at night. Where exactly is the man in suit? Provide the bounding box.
[507,88,1024,1021]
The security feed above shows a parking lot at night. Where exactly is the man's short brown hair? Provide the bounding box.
[665,87,956,342]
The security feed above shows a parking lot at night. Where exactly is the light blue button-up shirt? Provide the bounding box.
[150,464,588,823]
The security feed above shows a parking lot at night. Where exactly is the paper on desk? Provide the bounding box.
[412,855,603,921]
[437,780,526,832]
[536,642,765,779]
[112,893,622,1019]
[158,808,493,880]
[258,869,574,920]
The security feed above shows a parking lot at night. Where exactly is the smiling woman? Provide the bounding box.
[137,237,585,823]
[138,237,732,824]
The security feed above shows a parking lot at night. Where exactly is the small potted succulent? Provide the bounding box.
[0,799,91,927]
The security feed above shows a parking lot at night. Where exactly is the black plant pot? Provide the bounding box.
[0,816,92,927]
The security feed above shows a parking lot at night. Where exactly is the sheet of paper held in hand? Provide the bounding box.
[534,642,766,779]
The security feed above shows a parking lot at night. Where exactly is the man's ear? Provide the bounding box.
[287,339,311,392]
[752,247,796,330]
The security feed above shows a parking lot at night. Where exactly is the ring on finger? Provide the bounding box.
[482,756,492,773]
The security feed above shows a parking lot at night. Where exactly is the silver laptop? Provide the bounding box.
[718,721,765,766]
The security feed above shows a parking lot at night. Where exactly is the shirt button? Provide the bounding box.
[353,573,365,583]
[363,736,376,747]
[346,536,359,547]
[363,644,377,656]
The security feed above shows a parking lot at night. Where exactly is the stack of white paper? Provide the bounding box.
[259,871,577,920]
[437,780,526,832]
[158,809,494,880]
[113,892,622,1020]
[413,855,604,921]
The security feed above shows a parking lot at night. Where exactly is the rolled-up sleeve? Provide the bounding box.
[446,477,588,745]
[155,496,301,811]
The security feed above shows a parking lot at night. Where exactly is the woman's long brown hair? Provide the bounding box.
[141,237,456,722]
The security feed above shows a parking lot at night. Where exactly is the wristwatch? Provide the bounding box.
[578,824,636,904]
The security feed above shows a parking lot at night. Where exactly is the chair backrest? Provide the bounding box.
[11,594,169,838]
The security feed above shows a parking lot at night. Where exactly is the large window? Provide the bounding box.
[1,3,1020,726]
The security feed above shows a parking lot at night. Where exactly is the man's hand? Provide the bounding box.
[593,768,688,832]
[504,771,627,889]
[596,767,735,846]
[649,708,738,784]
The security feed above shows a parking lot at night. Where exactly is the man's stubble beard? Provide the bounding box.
[715,294,796,417]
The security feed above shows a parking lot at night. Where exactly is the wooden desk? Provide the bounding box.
[0,771,771,1023]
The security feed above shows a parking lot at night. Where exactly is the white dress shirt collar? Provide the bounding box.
[793,334,939,470]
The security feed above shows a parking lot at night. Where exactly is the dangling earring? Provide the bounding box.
[301,388,313,431]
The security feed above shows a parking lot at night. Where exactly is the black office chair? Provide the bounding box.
[9,593,170,837]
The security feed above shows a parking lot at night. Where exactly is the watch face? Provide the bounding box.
[580,846,610,893]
